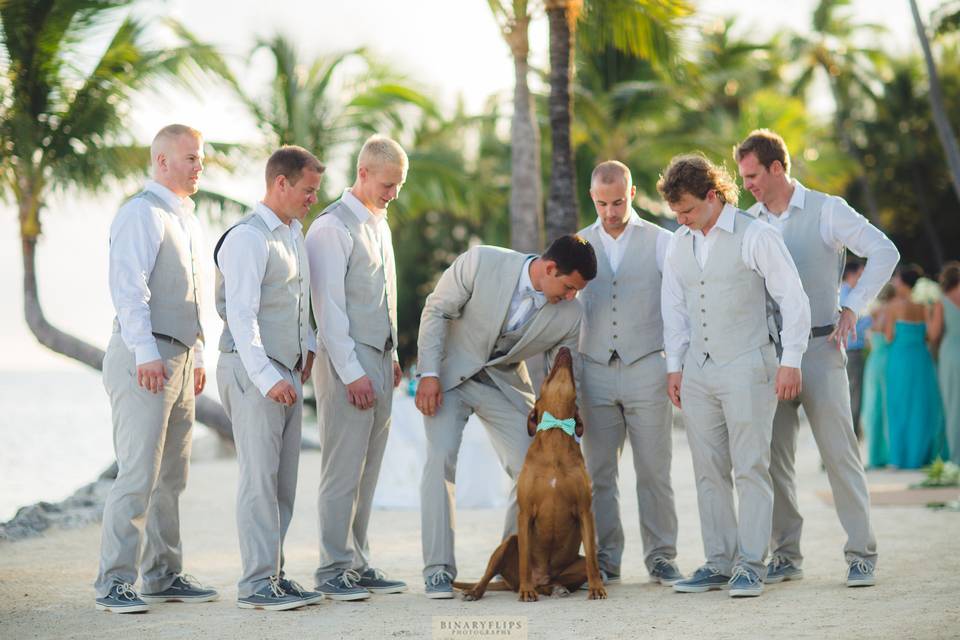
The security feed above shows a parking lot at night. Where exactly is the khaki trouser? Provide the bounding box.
[770,336,878,566]
[95,332,194,597]
[680,343,779,576]
[580,351,677,575]
[217,352,303,598]
[421,378,531,579]
[313,344,394,583]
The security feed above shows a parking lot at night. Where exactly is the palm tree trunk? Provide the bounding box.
[545,3,579,242]
[911,167,946,268]
[910,0,960,205]
[19,215,233,442]
[508,23,544,254]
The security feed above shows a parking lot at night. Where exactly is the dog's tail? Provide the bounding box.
[452,580,512,591]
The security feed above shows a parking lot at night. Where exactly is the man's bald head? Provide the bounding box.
[591,160,632,190]
[150,124,204,198]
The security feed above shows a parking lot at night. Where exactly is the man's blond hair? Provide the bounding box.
[590,160,632,188]
[151,124,202,169]
[357,135,408,172]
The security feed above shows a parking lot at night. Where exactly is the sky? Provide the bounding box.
[0,0,944,372]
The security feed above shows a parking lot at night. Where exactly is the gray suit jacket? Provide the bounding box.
[416,245,583,413]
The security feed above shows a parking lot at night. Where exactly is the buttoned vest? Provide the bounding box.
[118,190,203,347]
[578,224,664,364]
[320,200,397,351]
[670,211,769,367]
[215,212,311,371]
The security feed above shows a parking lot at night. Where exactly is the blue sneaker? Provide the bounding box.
[728,566,763,597]
[672,565,730,593]
[237,576,307,611]
[765,555,803,584]
[649,557,684,586]
[357,568,408,594]
[95,582,149,613]
[279,577,324,605]
[141,574,219,603]
[316,569,371,601]
[846,559,876,587]
[578,568,620,590]
[425,570,454,599]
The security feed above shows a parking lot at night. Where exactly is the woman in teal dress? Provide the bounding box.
[884,264,948,469]
[861,285,895,468]
[931,262,960,464]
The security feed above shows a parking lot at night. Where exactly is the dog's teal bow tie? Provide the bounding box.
[536,411,576,437]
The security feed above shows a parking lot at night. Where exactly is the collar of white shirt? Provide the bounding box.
[145,180,194,215]
[342,188,387,227]
[518,256,547,310]
[758,179,807,220]
[254,201,301,233]
[678,203,739,237]
[591,207,644,241]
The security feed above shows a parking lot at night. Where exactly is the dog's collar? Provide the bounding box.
[536,411,578,441]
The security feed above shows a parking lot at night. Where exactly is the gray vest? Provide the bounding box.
[670,210,769,367]
[578,223,664,364]
[116,190,203,347]
[215,211,311,371]
[754,189,844,328]
[320,199,397,351]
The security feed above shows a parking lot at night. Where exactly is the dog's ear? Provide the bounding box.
[574,410,584,438]
[527,408,539,437]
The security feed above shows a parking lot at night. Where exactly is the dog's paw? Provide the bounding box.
[550,585,570,598]
[518,588,539,602]
[461,590,480,602]
[588,586,607,600]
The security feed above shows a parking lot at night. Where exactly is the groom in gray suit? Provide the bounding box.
[415,235,598,598]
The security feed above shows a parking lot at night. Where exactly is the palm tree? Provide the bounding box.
[0,0,234,438]
[543,0,692,240]
[488,0,544,253]
[910,0,960,205]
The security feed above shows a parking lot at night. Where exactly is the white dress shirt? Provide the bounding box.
[217,202,317,396]
[418,253,544,379]
[750,180,900,316]
[662,204,811,372]
[304,189,397,385]
[590,208,670,273]
[108,180,204,367]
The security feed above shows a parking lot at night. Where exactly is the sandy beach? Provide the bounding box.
[1,426,958,640]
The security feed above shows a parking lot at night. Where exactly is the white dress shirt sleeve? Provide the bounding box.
[217,226,283,396]
[108,199,164,366]
[188,215,205,369]
[661,233,690,373]
[821,196,900,316]
[304,219,366,385]
[743,223,811,368]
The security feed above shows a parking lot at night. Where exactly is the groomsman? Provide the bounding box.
[735,129,897,586]
[96,124,218,612]
[305,135,408,600]
[215,145,323,610]
[415,235,597,598]
[659,154,810,598]
[577,161,682,586]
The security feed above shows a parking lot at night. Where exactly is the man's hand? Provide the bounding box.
[137,359,168,394]
[301,351,315,384]
[829,307,858,349]
[393,361,403,388]
[347,375,376,410]
[415,376,443,417]
[666,372,682,409]
[267,379,297,406]
[775,366,802,401]
[193,367,206,396]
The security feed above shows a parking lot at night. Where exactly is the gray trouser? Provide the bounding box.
[217,352,303,598]
[580,351,677,575]
[770,336,877,566]
[95,332,194,597]
[845,348,866,441]
[681,344,779,576]
[421,379,531,579]
[314,344,394,583]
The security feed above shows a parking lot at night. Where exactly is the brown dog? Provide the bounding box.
[456,347,607,601]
